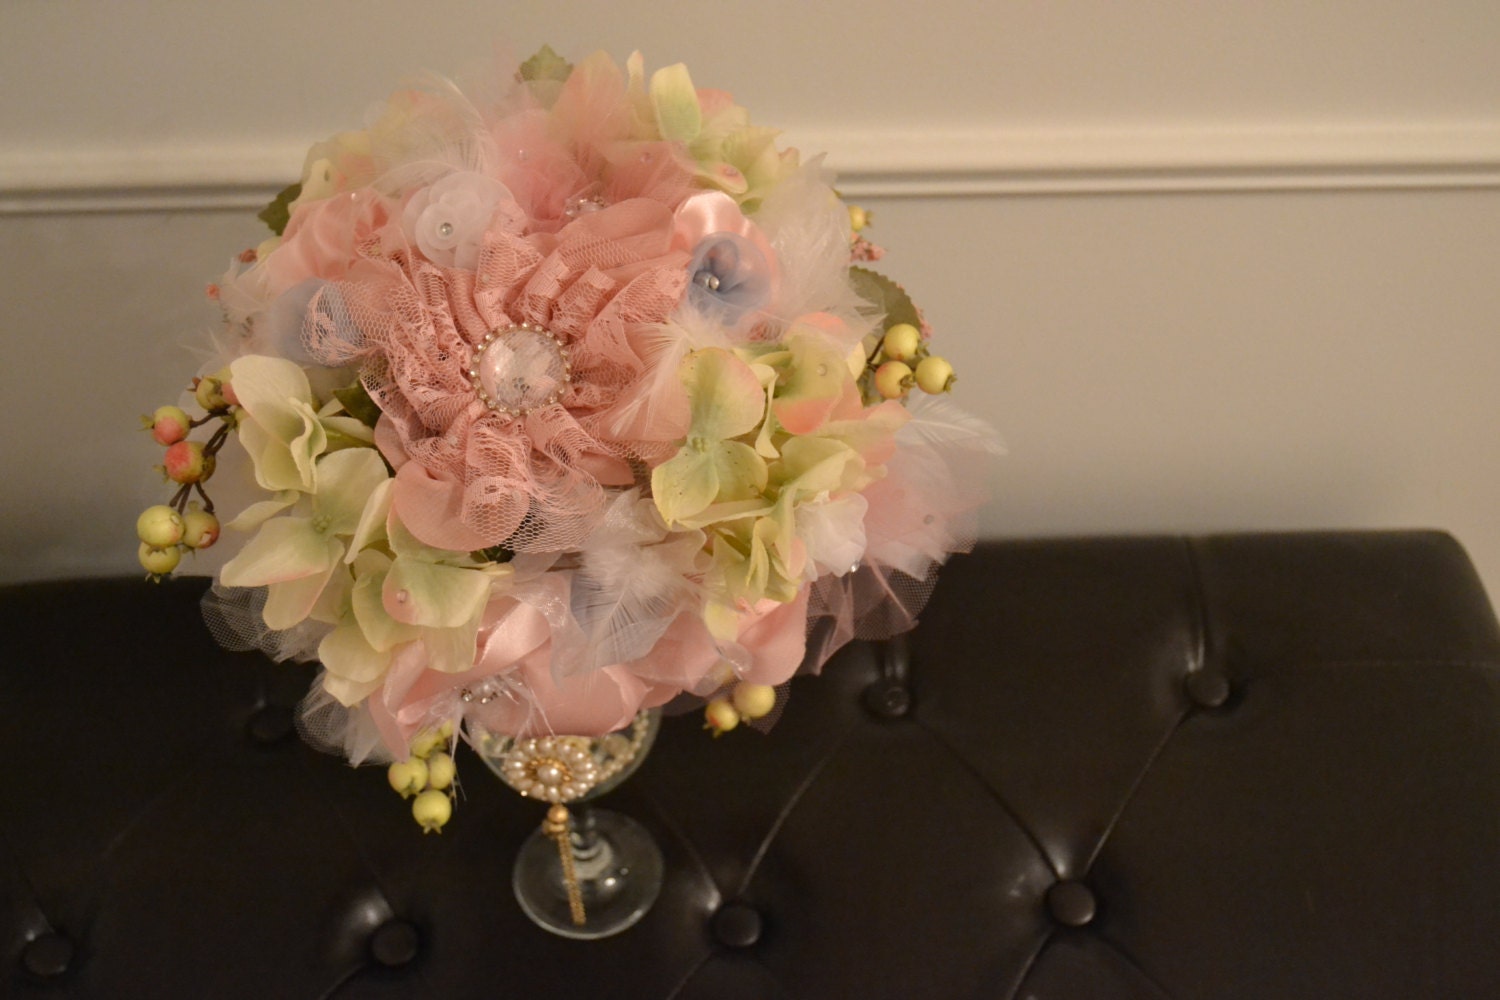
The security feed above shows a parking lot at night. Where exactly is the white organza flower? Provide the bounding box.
[400,170,524,269]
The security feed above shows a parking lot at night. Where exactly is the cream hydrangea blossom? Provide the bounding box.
[228,354,374,495]
[645,59,801,207]
[316,509,508,706]
[219,446,391,629]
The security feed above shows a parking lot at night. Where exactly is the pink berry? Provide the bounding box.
[149,405,191,446]
[163,441,213,484]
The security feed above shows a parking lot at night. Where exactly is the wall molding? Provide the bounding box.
[5,121,1500,214]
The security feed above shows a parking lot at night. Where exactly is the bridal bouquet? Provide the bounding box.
[136,46,999,829]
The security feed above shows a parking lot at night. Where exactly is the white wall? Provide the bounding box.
[3,2,1499,602]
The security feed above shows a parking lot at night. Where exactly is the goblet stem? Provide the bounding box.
[513,806,663,939]
[477,710,665,939]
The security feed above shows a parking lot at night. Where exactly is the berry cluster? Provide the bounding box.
[134,370,237,578]
[387,725,459,834]
[703,681,778,735]
[872,324,956,400]
[846,206,958,403]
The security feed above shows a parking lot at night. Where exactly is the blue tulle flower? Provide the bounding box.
[686,232,773,326]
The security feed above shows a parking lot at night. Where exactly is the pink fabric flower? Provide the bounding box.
[264,189,392,301]
[304,198,691,552]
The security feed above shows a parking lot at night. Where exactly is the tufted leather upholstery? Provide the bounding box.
[5,532,1500,999]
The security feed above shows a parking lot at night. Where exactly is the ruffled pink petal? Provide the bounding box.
[266,190,392,299]
[495,661,647,738]
[736,587,812,686]
[391,459,496,551]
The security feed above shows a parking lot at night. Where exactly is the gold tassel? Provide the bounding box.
[542,804,586,926]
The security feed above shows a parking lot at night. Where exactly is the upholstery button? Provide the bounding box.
[370,919,420,968]
[1045,880,1097,928]
[711,901,763,948]
[22,932,74,978]
[247,704,295,744]
[863,681,911,720]
[1185,670,1231,709]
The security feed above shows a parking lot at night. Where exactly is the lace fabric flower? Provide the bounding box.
[304,196,690,553]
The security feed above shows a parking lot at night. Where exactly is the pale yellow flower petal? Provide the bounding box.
[220,516,340,588]
[316,448,393,536]
[682,348,765,441]
[262,561,339,630]
[352,568,416,652]
[225,491,298,532]
[651,448,720,525]
[650,63,701,142]
[710,440,769,502]
[384,559,493,629]
[420,614,484,674]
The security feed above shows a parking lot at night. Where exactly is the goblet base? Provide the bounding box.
[512,807,664,939]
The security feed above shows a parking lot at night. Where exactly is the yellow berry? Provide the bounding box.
[138,542,181,576]
[181,506,220,549]
[412,789,452,834]
[704,698,740,735]
[409,728,446,758]
[731,683,777,721]
[881,323,922,363]
[194,368,235,411]
[136,505,185,547]
[425,751,457,791]
[387,758,428,798]
[914,355,956,394]
[874,361,914,400]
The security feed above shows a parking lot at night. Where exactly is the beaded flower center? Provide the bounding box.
[468,322,572,416]
[498,737,601,803]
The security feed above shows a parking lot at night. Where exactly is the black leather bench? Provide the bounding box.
[5,532,1499,998]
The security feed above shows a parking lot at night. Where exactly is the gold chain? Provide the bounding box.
[542,804,586,926]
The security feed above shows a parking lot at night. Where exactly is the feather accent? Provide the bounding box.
[566,492,705,672]
[753,157,868,329]
[863,394,1004,576]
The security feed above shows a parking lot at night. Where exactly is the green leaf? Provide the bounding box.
[849,266,923,332]
[333,380,382,429]
[475,544,515,564]
[519,44,573,83]
[257,181,302,236]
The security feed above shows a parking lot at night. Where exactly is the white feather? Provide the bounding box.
[899,392,1008,456]
[567,493,705,670]
[753,157,868,326]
